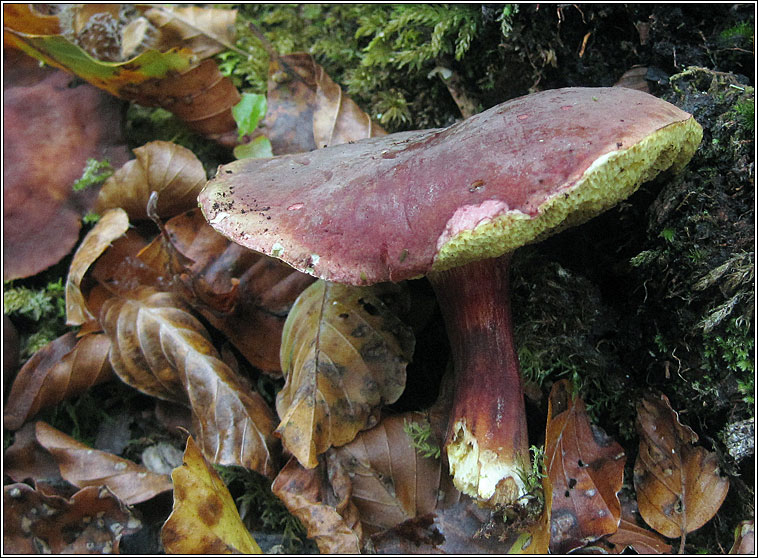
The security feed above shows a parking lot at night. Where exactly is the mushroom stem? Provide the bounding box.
[428,252,530,507]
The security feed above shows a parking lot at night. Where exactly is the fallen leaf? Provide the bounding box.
[634,392,730,544]
[65,208,130,326]
[35,421,173,505]
[95,141,207,221]
[3,483,141,554]
[137,208,315,373]
[271,455,364,554]
[330,412,443,534]
[545,379,626,554]
[144,5,238,60]
[276,280,415,468]
[729,520,754,555]
[263,52,385,155]
[4,422,62,484]
[161,435,262,554]
[3,332,113,431]
[2,58,129,281]
[370,495,520,554]
[128,58,241,139]
[100,287,279,477]
[5,5,241,140]
[605,515,673,554]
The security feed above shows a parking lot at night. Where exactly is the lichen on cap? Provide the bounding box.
[199,87,702,284]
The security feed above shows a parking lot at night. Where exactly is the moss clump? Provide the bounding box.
[3,280,67,359]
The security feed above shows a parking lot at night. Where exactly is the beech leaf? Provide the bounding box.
[271,455,364,554]
[263,52,385,155]
[143,5,238,60]
[545,379,626,554]
[277,280,415,468]
[605,515,673,554]
[3,483,141,554]
[95,141,207,220]
[633,392,730,543]
[3,58,129,281]
[330,412,443,534]
[100,287,279,477]
[4,332,113,431]
[65,208,130,326]
[161,436,262,554]
[34,421,173,505]
[137,208,315,373]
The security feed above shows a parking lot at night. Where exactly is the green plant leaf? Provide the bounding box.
[232,92,268,138]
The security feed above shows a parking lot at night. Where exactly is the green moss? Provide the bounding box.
[214,465,307,553]
[732,98,754,133]
[4,279,67,359]
[72,158,114,191]
[403,416,441,459]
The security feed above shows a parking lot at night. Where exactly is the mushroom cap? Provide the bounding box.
[199,87,702,285]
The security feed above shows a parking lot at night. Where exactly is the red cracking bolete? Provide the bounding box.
[199,87,702,506]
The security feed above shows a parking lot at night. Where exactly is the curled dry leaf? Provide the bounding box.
[277,280,415,468]
[271,455,364,554]
[634,392,730,542]
[129,58,241,139]
[161,436,262,554]
[3,57,129,281]
[65,208,130,326]
[3,483,141,554]
[100,287,278,477]
[95,141,207,221]
[34,421,173,505]
[144,5,238,60]
[3,332,113,431]
[4,4,240,139]
[137,208,314,373]
[263,52,386,155]
[545,379,626,554]
[330,412,443,534]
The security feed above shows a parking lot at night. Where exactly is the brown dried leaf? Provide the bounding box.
[4,422,62,484]
[263,52,385,155]
[3,332,114,431]
[3,63,129,281]
[271,455,364,554]
[545,379,626,554]
[129,58,241,139]
[330,412,443,534]
[634,392,730,541]
[371,495,523,554]
[34,421,173,505]
[277,280,415,468]
[605,515,673,554]
[100,287,278,477]
[3,483,141,554]
[161,436,262,554]
[144,5,238,60]
[138,208,314,373]
[95,141,207,221]
[65,208,130,325]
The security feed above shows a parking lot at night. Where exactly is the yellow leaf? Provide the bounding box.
[277,280,414,468]
[161,436,262,554]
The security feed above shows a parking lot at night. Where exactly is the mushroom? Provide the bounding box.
[198,87,702,506]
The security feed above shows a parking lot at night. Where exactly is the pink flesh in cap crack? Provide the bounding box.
[199,87,701,284]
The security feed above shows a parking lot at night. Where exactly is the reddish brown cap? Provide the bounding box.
[199,87,702,284]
